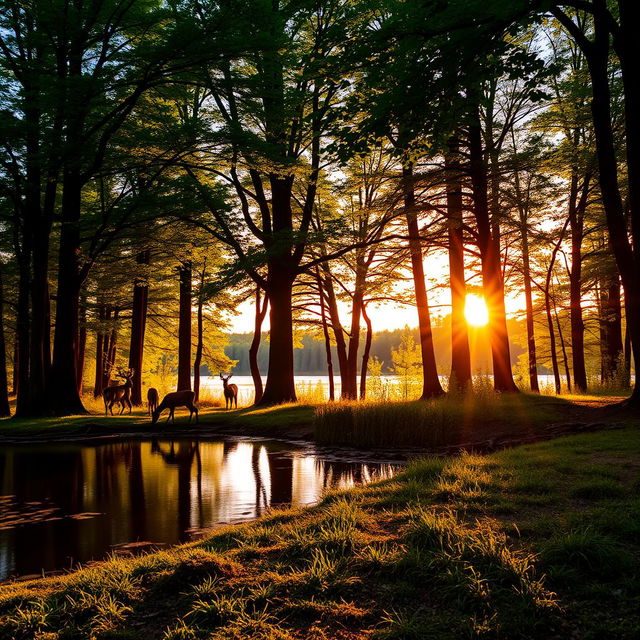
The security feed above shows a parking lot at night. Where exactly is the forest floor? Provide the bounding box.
[1,425,639,639]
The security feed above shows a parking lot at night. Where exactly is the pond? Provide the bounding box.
[0,438,400,581]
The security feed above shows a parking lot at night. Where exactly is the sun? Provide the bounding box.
[464,294,489,327]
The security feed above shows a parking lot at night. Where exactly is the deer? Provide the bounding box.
[147,387,159,416]
[220,373,238,409]
[103,369,134,415]
[151,390,198,424]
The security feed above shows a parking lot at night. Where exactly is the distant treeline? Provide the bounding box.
[223,322,530,377]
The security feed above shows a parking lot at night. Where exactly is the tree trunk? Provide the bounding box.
[322,267,349,396]
[48,170,86,415]
[317,273,335,402]
[445,141,472,390]
[76,294,87,396]
[249,285,268,405]
[359,303,373,400]
[521,224,539,392]
[193,287,204,404]
[0,265,11,416]
[128,251,150,405]
[468,113,518,392]
[616,0,640,405]
[177,261,192,391]
[29,228,51,409]
[624,318,632,387]
[259,266,296,405]
[580,5,640,405]
[568,173,588,392]
[102,308,119,391]
[545,284,561,395]
[600,273,624,383]
[94,305,106,398]
[12,336,18,396]
[344,263,366,400]
[402,163,444,398]
[554,292,572,393]
[511,145,540,393]
[14,249,31,415]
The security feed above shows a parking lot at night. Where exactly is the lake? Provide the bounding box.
[0,438,399,581]
[198,374,566,404]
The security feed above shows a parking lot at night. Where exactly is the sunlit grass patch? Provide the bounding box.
[313,393,565,448]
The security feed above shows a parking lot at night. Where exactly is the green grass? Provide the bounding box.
[1,426,639,639]
[0,403,315,441]
[314,392,574,447]
[0,392,625,448]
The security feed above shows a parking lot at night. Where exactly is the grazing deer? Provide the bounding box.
[103,369,134,415]
[147,387,159,416]
[220,373,238,409]
[151,390,198,424]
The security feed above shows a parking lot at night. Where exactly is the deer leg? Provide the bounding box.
[119,400,125,415]
[194,405,199,424]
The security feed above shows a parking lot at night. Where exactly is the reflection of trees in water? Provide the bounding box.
[0,447,86,575]
[314,460,397,491]
[252,446,268,517]
[124,445,146,541]
[151,440,201,541]
[266,451,293,506]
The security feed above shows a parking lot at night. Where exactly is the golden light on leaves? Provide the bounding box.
[464,294,489,327]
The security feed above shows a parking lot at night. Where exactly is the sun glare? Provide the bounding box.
[464,294,489,327]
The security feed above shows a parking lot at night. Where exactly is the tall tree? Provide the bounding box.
[177,261,192,391]
[128,251,150,405]
[550,2,640,406]
[185,0,350,404]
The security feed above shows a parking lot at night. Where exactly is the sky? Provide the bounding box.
[224,250,527,334]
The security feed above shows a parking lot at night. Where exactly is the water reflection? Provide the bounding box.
[0,439,398,580]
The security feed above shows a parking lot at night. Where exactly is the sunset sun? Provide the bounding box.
[464,294,489,327]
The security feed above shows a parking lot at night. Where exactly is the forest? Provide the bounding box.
[1,2,640,638]
[1,0,638,418]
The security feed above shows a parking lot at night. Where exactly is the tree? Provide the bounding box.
[549,2,640,406]
[184,0,353,404]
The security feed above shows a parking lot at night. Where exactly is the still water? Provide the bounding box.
[0,438,398,581]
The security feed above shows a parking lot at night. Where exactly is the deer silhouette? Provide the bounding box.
[220,373,238,409]
[103,369,134,415]
[151,390,198,424]
[147,387,159,416]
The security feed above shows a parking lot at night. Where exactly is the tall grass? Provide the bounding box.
[314,390,543,448]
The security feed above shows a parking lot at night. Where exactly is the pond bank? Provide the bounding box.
[1,426,638,639]
[0,394,634,455]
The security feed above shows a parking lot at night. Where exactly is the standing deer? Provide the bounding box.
[220,373,238,409]
[151,390,198,424]
[103,369,134,415]
[147,387,159,416]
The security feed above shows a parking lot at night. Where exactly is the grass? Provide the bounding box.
[1,426,639,639]
[0,390,627,450]
[0,401,315,441]
[314,392,574,448]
